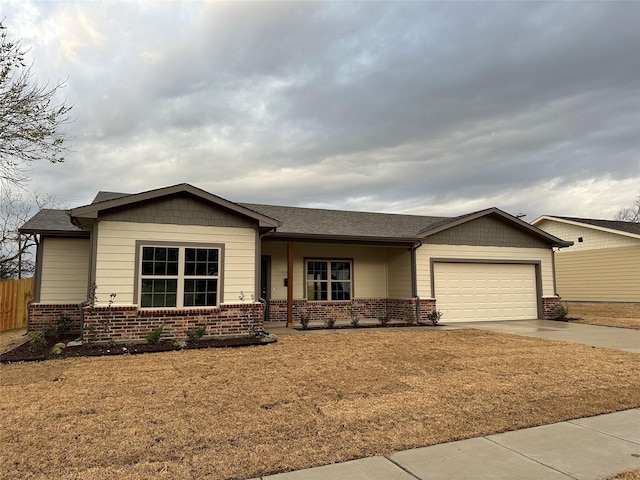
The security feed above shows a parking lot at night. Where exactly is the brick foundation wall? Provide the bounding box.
[542,296,562,319]
[417,299,437,321]
[82,303,264,344]
[267,298,436,324]
[29,304,83,334]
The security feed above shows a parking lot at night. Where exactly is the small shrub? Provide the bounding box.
[51,342,66,355]
[29,333,46,354]
[187,325,207,341]
[146,325,164,344]
[44,316,71,339]
[86,323,99,346]
[427,310,443,326]
[300,314,311,330]
[555,303,569,320]
[174,338,187,349]
[378,315,390,326]
[324,318,336,328]
[403,310,416,324]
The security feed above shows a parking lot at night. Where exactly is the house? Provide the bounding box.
[20,184,571,344]
[531,216,640,302]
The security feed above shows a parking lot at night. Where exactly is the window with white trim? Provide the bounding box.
[139,245,220,308]
[306,260,351,301]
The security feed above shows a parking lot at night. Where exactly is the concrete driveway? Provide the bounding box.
[445,319,640,353]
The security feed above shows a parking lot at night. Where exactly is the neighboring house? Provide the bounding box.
[531,216,640,303]
[20,184,571,344]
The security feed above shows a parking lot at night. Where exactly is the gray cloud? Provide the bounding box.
[3,1,639,221]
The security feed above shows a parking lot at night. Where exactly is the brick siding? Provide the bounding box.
[267,298,438,324]
[28,302,263,344]
[542,296,562,319]
[29,304,83,334]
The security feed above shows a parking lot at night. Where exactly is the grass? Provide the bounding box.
[610,471,640,480]
[567,302,640,330]
[1,329,639,480]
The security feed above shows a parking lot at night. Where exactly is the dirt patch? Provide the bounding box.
[1,329,639,480]
[0,328,28,354]
[0,333,276,363]
[566,302,640,330]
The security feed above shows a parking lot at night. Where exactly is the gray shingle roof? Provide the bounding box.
[240,203,449,240]
[19,209,88,235]
[556,216,640,236]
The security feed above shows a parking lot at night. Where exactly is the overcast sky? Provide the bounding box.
[3,1,639,221]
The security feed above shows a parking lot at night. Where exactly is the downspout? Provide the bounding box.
[411,241,422,324]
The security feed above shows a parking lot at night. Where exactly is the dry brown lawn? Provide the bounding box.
[2,329,639,480]
[568,302,640,329]
[610,470,640,480]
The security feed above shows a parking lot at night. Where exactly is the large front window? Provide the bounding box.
[139,245,220,308]
[306,260,351,301]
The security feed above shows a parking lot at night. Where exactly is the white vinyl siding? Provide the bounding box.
[535,219,640,252]
[39,237,90,303]
[434,263,538,322]
[416,245,554,299]
[94,221,256,305]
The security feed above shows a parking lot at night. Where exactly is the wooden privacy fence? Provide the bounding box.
[0,278,34,331]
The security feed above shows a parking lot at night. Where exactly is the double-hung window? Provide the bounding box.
[139,244,221,308]
[306,260,352,301]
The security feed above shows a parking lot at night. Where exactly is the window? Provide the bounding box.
[139,244,221,308]
[306,260,351,301]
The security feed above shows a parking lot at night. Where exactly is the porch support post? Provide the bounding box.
[287,242,294,327]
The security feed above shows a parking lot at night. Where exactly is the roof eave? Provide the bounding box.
[18,228,89,237]
[264,232,421,244]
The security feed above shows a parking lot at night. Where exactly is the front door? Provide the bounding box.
[261,256,271,321]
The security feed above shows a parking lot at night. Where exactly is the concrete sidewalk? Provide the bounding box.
[253,409,640,480]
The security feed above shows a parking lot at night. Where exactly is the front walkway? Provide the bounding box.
[254,409,640,480]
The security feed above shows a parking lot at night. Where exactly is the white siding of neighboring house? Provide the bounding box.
[416,245,555,299]
[94,221,256,306]
[39,237,90,303]
[535,219,640,252]
[261,242,410,301]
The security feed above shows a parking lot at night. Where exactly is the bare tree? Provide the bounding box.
[0,191,57,279]
[614,195,640,223]
[1,21,72,187]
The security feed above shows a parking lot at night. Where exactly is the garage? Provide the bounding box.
[434,262,539,322]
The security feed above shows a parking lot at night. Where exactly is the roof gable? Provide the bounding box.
[531,216,640,239]
[71,184,280,228]
[421,208,572,247]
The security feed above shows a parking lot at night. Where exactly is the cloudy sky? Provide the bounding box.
[3,1,639,221]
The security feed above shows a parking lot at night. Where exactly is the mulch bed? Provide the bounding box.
[0,333,276,363]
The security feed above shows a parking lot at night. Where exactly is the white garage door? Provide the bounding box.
[434,262,538,322]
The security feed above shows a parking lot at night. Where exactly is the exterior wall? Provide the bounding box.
[82,303,263,344]
[554,246,640,302]
[39,237,90,303]
[387,247,413,298]
[261,241,405,301]
[542,296,562,319]
[267,298,432,323]
[29,303,83,334]
[94,221,257,305]
[423,216,550,248]
[535,219,640,252]
[416,245,555,299]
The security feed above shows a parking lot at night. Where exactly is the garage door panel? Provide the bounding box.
[434,263,538,322]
